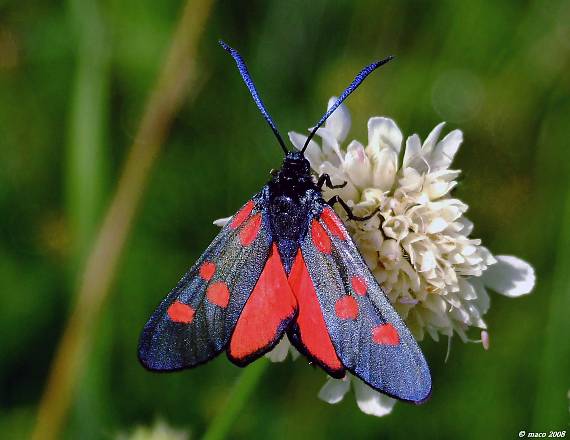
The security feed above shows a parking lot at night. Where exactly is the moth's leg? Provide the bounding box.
[327,195,380,221]
[317,173,347,189]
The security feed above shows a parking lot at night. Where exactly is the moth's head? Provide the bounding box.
[281,151,311,176]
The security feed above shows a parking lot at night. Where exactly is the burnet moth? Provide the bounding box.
[138,41,431,404]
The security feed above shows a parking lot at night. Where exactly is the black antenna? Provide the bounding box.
[301,56,394,153]
[219,40,288,154]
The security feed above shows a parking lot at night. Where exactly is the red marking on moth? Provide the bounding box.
[167,301,195,324]
[230,200,254,229]
[239,213,262,246]
[289,251,344,375]
[351,275,367,296]
[321,208,347,240]
[199,261,216,281]
[229,244,297,362]
[334,295,359,320]
[311,220,331,254]
[207,282,230,308]
[372,323,400,345]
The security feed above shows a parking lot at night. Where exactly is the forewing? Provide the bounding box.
[138,198,271,371]
[299,206,431,403]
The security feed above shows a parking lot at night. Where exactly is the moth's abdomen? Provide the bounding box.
[269,195,308,241]
[269,195,310,274]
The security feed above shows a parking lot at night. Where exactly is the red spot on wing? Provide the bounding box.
[335,296,359,320]
[311,220,331,254]
[239,213,262,246]
[351,276,367,296]
[231,200,254,229]
[167,301,195,324]
[207,282,230,308]
[199,262,216,281]
[289,251,344,375]
[372,323,400,345]
[321,208,347,240]
[229,244,297,363]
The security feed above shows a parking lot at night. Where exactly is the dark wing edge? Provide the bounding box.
[226,243,297,367]
[299,206,432,403]
[138,197,272,371]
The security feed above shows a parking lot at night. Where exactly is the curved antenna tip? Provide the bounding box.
[301,54,395,153]
[375,55,395,67]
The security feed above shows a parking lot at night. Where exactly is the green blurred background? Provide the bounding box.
[1,0,569,438]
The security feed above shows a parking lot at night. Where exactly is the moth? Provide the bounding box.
[139,41,431,404]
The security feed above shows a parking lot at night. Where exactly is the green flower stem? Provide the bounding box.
[533,175,570,428]
[202,359,269,440]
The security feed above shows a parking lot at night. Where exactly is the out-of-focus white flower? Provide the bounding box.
[214,96,536,417]
[117,419,188,440]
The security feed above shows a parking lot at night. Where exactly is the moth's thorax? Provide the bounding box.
[268,151,315,197]
[266,152,322,272]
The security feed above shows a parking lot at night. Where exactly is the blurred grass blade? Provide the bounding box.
[65,0,111,435]
[66,0,110,268]
[202,360,269,440]
[32,0,215,439]
[533,174,570,428]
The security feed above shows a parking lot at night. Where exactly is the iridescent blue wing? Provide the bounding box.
[139,196,277,371]
[296,206,431,403]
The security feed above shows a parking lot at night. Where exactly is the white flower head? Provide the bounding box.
[117,419,188,440]
[286,98,535,416]
[288,98,535,342]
